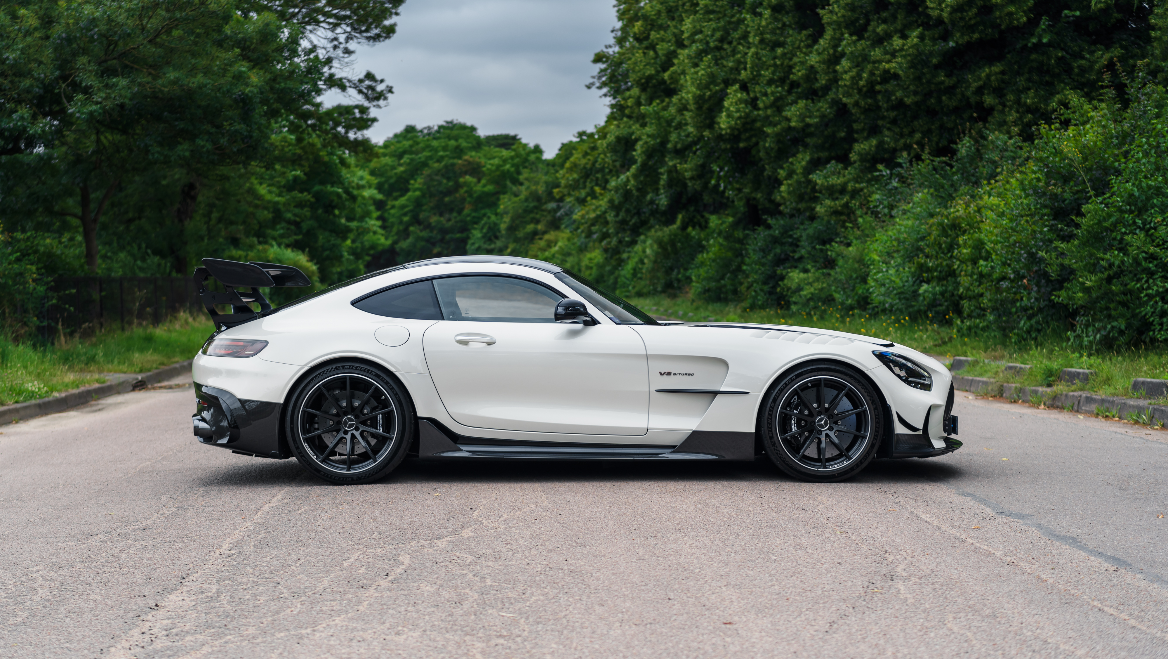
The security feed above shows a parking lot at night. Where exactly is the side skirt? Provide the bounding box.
[669,430,757,460]
[417,419,757,461]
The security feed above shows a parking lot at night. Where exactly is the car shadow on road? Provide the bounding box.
[192,455,966,489]
[191,457,307,489]
[395,455,967,486]
[394,457,778,484]
[854,458,964,483]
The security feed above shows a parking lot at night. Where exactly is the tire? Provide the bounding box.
[760,363,883,482]
[285,361,414,485]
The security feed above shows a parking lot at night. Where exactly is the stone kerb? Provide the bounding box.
[0,360,194,426]
[947,360,1167,425]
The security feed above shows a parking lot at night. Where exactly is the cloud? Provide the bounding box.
[328,0,617,154]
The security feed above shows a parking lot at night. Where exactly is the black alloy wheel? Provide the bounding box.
[760,364,883,482]
[285,362,414,484]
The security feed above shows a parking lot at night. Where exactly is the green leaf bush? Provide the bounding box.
[852,78,1167,348]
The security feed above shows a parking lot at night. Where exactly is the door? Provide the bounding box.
[422,275,648,435]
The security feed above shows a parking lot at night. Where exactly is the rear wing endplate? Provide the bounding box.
[193,258,311,329]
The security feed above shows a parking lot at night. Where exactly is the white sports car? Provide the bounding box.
[191,256,960,484]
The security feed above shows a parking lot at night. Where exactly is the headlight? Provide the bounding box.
[202,338,269,358]
[873,351,933,391]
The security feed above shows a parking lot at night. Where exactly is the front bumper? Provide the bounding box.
[887,383,960,459]
[193,383,288,459]
[891,434,962,458]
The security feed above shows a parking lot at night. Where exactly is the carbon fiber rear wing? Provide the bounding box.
[193,258,311,329]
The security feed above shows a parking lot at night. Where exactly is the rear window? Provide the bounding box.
[353,280,442,320]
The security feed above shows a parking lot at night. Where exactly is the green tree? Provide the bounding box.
[205,130,384,287]
[0,0,319,272]
[1053,85,1167,346]
[0,226,85,336]
[366,122,545,267]
[563,0,1163,303]
[859,135,1025,319]
[167,0,406,272]
[850,76,1166,346]
[250,0,404,107]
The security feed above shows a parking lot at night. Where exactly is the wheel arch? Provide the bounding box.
[752,358,893,458]
[279,355,421,458]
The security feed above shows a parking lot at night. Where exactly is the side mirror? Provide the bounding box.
[555,299,596,325]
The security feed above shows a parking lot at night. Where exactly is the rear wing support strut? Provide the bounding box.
[193,258,310,330]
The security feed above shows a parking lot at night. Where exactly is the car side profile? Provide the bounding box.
[191,255,960,484]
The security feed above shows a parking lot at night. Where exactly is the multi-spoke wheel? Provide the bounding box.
[285,362,414,484]
[761,364,883,482]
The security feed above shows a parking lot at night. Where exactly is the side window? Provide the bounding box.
[353,280,442,320]
[432,276,563,323]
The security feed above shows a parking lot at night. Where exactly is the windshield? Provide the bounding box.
[555,271,659,325]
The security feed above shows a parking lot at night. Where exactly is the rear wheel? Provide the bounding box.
[285,362,414,485]
[760,364,883,482]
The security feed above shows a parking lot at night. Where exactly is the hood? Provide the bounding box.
[686,322,895,347]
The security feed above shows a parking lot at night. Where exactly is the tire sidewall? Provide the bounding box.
[285,361,414,485]
[760,363,883,482]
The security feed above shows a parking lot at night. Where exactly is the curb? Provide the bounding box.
[0,360,193,426]
[952,375,1168,425]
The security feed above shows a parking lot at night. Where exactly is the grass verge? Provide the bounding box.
[629,295,1167,401]
[0,313,213,406]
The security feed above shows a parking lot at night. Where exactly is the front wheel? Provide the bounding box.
[760,364,883,482]
[285,362,414,485]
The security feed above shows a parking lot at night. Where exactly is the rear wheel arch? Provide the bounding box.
[280,357,419,461]
[283,356,414,408]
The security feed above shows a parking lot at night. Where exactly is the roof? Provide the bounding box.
[259,255,566,317]
[394,255,563,274]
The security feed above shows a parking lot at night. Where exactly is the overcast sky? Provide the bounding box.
[329,0,618,155]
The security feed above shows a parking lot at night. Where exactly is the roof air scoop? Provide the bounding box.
[193,258,310,329]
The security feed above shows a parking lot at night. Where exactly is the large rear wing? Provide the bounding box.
[193,258,311,329]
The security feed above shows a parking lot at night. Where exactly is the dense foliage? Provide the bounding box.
[364,123,547,268]
[0,0,400,331]
[1,0,1165,350]
[549,0,1166,348]
[854,82,1167,347]
[561,0,1161,274]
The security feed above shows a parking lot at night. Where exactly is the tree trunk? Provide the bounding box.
[80,184,97,272]
[745,201,762,229]
[173,175,202,276]
[79,180,121,273]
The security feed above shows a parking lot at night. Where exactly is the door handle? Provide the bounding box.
[454,333,496,345]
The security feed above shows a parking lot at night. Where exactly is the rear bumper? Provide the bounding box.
[193,383,288,459]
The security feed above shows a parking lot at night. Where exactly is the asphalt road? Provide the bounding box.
[0,380,1165,658]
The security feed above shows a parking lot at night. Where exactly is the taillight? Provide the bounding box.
[202,338,269,358]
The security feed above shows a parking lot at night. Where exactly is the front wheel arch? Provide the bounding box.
[753,359,892,458]
[755,360,889,480]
